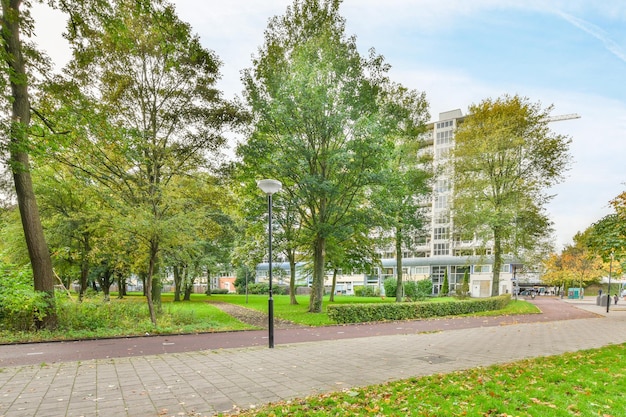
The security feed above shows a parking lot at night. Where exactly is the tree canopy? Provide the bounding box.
[451,94,571,296]
[239,0,410,312]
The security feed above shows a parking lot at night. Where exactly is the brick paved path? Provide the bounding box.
[0,298,624,417]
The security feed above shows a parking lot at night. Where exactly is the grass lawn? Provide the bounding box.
[209,293,539,326]
[0,292,538,344]
[0,293,253,344]
[218,343,626,416]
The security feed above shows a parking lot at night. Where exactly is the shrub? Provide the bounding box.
[383,278,397,298]
[247,283,270,294]
[441,270,449,296]
[327,295,511,324]
[354,285,380,297]
[0,263,50,331]
[210,288,230,294]
[457,270,470,299]
[405,279,432,301]
[55,297,150,331]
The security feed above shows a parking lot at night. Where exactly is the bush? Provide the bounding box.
[246,283,269,294]
[327,295,511,324]
[354,285,380,297]
[383,278,397,298]
[210,288,230,294]
[55,296,150,331]
[405,279,432,301]
[0,263,50,331]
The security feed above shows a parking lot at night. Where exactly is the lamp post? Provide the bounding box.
[607,251,614,314]
[257,179,282,348]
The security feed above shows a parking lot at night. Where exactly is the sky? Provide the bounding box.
[31,0,626,251]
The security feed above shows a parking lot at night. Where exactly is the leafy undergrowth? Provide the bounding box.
[0,294,252,344]
[220,343,626,416]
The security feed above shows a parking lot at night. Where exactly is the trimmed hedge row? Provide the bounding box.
[327,295,511,324]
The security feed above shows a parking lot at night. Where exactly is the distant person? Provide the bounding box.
[614,294,619,305]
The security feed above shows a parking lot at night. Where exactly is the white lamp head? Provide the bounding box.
[257,179,282,195]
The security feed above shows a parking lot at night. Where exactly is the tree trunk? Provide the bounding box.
[173,265,182,302]
[146,239,158,325]
[79,233,90,301]
[2,0,57,329]
[329,268,338,302]
[288,254,298,305]
[492,227,502,297]
[116,272,126,299]
[183,276,193,301]
[395,226,403,302]
[308,237,326,313]
[100,268,112,302]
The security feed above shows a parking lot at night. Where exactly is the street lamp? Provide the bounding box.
[607,251,614,314]
[257,179,282,348]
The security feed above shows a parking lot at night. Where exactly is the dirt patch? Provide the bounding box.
[207,300,303,330]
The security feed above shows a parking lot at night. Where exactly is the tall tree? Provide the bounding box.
[0,0,57,328]
[370,83,431,302]
[240,0,394,313]
[451,95,571,296]
[48,0,243,323]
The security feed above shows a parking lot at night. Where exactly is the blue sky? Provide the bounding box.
[33,0,626,250]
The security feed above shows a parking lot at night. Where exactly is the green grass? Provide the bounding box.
[0,293,252,344]
[209,294,539,326]
[0,292,537,344]
[218,343,626,417]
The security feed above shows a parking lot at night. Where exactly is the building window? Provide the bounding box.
[434,227,449,240]
[474,265,491,273]
[412,266,429,275]
[435,195,448,209]
[433,243,449,256]
[435,210,450,224]
[436,179,450,193]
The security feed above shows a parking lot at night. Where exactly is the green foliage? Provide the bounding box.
[354,286,380,297]
[383,278,397,297]
[240,0,410,314]
[0,294,252,343]
[441,269,449,296]
[404,279,432,300]
[0,263,50,331]
[457,270,470,299]
[210,288,230,295]
[327,295,511,324]
[384,278,431,300]
[451,95,572,295]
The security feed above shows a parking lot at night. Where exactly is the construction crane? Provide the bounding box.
[546,113,581,123]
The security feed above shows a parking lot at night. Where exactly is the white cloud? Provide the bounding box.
[557,11,626,63]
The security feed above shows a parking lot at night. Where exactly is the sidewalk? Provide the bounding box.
[1,299,625,417]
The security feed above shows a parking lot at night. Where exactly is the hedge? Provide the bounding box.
[327,295,511,324]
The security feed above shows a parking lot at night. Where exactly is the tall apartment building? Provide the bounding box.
[371,109,521,297]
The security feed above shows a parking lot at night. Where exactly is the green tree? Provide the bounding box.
[0,0,57,328]
[370,82,431,302]
[459,270,470,298]
[241,0,398,313]
[441,268,449,296]
[451,95,571,296]
[587,193,626,266]
[47,0,243,323]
